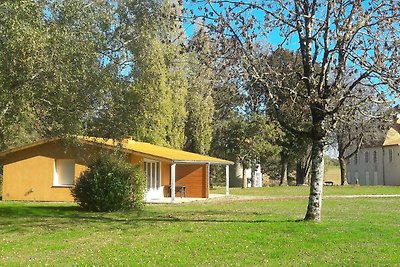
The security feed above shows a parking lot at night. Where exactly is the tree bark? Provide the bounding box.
[242,164,247,188]
[296,148,311,185]
[251,161,256,187]
[339,156,348,185]
[305,103,326,222]
[304,138,325,222]
[234,158,243,187]
[296,162,307,185]
[279,153,288,186]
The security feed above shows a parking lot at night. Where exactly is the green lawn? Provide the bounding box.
[1,188,400,266]
[212,184,400,197]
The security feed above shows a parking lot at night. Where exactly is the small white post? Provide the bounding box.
[226,165,230,196]
[207,163,211,197]
[171,163,176,203]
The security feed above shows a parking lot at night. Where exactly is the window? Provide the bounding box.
[373,151,377,163]
[354,153,358,165]
[365,151,369,163]
[389,149,393,162]
[144,160,161,190]
[54,159,75,186]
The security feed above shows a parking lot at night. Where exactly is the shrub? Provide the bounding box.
[71,154,145,211]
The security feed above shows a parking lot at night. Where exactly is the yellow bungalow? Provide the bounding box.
[0,137,233,203]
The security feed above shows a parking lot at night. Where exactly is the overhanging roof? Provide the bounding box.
[0,136,234,165]
[383,119,400,146]
[80,137,233,165]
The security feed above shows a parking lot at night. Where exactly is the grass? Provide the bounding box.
[212,184,400,197]
[324,165,341,185]
[1,187,400,266]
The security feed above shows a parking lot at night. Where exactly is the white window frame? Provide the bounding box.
[144,159,162,191]
[53,159,75,187]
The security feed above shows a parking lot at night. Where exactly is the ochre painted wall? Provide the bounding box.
[2,140,118,201]
[1,140,95,201]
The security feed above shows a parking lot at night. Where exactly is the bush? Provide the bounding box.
[71,154,145,211]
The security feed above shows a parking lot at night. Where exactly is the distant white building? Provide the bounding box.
[347,119,400,185]
[230,163,263,187]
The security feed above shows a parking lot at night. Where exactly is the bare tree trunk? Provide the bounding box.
[304,138,324,222]
[280,153,288,186]
[296,162,307,185]
[251,161,256,187]
[233,158,243,187]
[339,157,348,185]
[296,148,312,185]
[242,164,247,188]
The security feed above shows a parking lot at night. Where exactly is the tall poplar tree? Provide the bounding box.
[185,29,215,154]
[106,0,188,148]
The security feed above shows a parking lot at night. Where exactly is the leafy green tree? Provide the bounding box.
[184,29,216,154]
[162,1,189,149]
[130,34,173,146]
[0,1,115,148]
[91,0,188,148]
[212,112,281,187]
[0,1,46,149]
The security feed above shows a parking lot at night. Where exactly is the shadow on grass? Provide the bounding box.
[0,202,305,234]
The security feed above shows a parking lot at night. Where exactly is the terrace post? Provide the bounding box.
[171,163,176,203]
[208,163,211,195]
[226,165,230,196]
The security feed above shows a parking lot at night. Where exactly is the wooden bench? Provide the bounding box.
[324,181,334,186]
[165,185,187,198]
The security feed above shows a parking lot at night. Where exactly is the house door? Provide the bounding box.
[144,160,163,200]
[374,171,378,185]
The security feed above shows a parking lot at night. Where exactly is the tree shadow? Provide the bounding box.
[0,202,306,234]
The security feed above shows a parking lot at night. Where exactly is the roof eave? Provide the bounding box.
[172,160,234,165]
[0,137,61,158]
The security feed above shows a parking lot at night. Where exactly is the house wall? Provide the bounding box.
[1,140,102,201]
[347,145,400,185]
[176,164,208,198]
[129,154,172,198]
[347,147,384,185]
[383,145,400,185]
[2,140,210,201]
[132,154,208,198]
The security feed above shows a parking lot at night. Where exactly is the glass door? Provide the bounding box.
[144,160,162,200]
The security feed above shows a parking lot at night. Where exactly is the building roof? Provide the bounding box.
[383,119,400,146]
[0,136,234,165]
[81,137,233,164]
